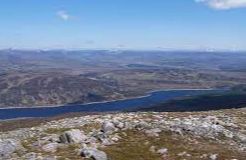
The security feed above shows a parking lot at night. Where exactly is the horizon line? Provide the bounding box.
[0,48,245,53]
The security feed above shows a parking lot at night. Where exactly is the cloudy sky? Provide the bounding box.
[0,0,245,50]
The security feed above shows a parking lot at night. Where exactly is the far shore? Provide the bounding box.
[0,88,218,110]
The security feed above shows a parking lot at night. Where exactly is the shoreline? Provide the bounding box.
[0,88,218,110]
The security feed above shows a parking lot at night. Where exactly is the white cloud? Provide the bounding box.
[56,10,71,21]
[195,0,246,9]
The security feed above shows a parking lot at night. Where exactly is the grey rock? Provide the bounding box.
[123,122,132,130]
[157,148,168,154]
[86,137,98,144]
[149,146,156,153]
[209,154,218,160]
[25,152,38,159]
[43,156,57,160]
[111,135,121,142]
[22,152,38,160]
[236,133,246,143]
[115,122,124,129]
[178,151,190,157]
[135,121,150,129]
[42,143,59,153]
[81,148,107,160]
[200,154,208,158]
[101,138,113,146]
[59,129,87,144]
[93,131,108,142]
[101,121,116,134]
[145,128,161,137]
[0,139,23,159]
[169,117,226,138]
[46,134,60,143]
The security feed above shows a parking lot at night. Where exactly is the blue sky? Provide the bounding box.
[0,0,246,50]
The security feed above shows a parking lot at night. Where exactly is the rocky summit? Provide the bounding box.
[0,108,246,160]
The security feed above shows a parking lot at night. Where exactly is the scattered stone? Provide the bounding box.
[178,151,187,156]
[0,139,23,159]
[149,146,156,153]
[42,143,59,153]
[111,137,119,142]
[0,111,245,159]
[144,141,150,145]
[43,156,57,160]
[80,148,108,160]
[145,128,161,137]
[236,133,246,143]
[115,122,124,129]
[101,121,116,134]
[47,134,60,143]
[186,153,191,157]
[22,152,38,160]
[209,154,218,160]
[135,121,149,129]
[101,138,113,146]
[200,154,208,158]
[59,129,87,144]
[157,148,168,154]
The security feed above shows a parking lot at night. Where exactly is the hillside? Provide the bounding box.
[0,108,246,160]
[0,50,246,108]
[138,92,246,112]
[0,72,123,107]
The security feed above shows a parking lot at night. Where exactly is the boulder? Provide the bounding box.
[59,129,87,144]
[42,143,59,153]
[0,139,23,159]
[81,148,107,160]
[101,121,116,134]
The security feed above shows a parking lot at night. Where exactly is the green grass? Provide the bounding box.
[101,130,246,160]
[45,128,71,134]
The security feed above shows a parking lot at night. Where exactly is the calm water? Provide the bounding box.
[0,89,222,120]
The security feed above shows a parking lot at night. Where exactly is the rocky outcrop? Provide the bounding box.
[0,109,245,159]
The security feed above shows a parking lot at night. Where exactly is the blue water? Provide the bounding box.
[0,89,222,120]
